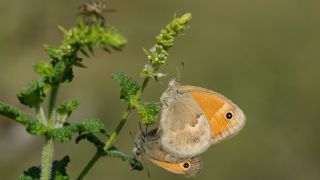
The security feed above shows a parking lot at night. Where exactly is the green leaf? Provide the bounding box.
[0,102,34,124]
[135,103,160,125]
[50,118,105,142]
[25,121,48,135]
[79,48,90,57]
[75,133,143,171]
[52,60,66,84]
[18,166,41,180]
[72,61,87,68]
[106,147,144,171]
[18,156,70,180]
[51,156,70,180]
[60,66,74,83]
[44,45,63,61]
[75,133,104,148]
[57,100,79,116]
[60,20,126,55]
[17,80,50,108]
[33,61,54,78]
[112,72,141,103]
[34,60,66,86]
[0,102,48,135]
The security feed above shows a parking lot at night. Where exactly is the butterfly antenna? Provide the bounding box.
[138,122,146,136]
[129,132,139,148]
[176,67,181,82]
[175,62,185,83]
[129,131,135,141]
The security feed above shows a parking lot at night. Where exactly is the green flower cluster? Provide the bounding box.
[142,13,192,79]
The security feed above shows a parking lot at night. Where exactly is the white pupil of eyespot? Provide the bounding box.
[226,112,233,119]
[182,162,190,169]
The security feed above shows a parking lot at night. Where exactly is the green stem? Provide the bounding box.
[48,85,60,127]
[103,105,132,151]
[141,77,150,93]
[40,84,60,180]
[40,138,54,180]
[36,106,47,125]
[77,150,103,180]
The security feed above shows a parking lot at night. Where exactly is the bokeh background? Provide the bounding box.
[0,0,319,179]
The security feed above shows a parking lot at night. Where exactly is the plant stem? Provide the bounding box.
[103,105,132,151]
[77,150,103,180]
[141,77,150,93]
[40,138,54,180]
[48,85,60,127]
[40,84,60,180]
[36,106,47,125]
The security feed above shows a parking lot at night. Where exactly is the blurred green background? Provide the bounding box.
[0,0,319,179]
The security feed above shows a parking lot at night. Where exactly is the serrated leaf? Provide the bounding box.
[25,122,48,135]
[76,118,105,134]
[58,25,68,36]
[44,45,62,60]
[72,61,87,68]
[52,61,66,83]
[51,156,70,180]
[33,61,54,78]
[79,48,90,57]
[60,66,74,83]
[75,132,143,171]
[33,60,66,86]
[50,118,105,142]
[0,102,48,135]
[135,103,160,125]
[18,156,70,180]
[112,72,141,103]
[0,102,34,124]
[57,100,79,116]
[17,80,50,108]
[106,147,144,171]
[87,45,94,55]
[18,166,41,180]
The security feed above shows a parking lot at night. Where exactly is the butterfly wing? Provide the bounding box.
[148,156,202,177]
[182,85,246,144]
[139,130,202,177]
[159,86,212,158]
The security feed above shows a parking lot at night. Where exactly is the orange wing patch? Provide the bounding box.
[190,91,231,136]
[149,159,185,175]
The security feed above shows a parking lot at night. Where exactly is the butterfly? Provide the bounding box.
[134,80,246,177]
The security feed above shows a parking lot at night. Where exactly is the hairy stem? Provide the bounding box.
[77,150,103,180]
[40,84,59,180]
[103,105,132,151]
[48,85,60,127]
[40,138,54,180]
[36,106,47,125]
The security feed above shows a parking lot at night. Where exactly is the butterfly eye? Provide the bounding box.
[226,112,233,120]
[182,162,190,170]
